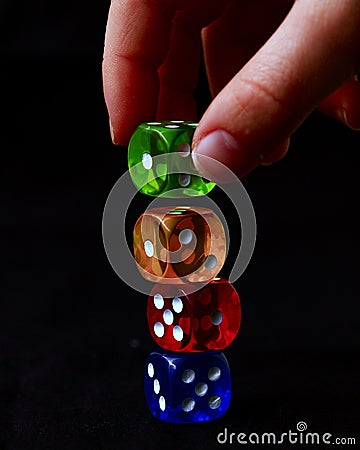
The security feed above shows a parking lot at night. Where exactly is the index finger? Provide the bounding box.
[102,0,176,144]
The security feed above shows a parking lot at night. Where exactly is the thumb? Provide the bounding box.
[192,0,360,181]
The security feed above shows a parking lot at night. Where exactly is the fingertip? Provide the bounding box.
[318,79,360,131]
[192,130,289,181]
[109,118,137,146]
[192,129,261,182]
[108,117,134,146]
[103,57,160,146]
[260,137,290,166]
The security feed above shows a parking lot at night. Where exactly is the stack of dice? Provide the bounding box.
[128,121,242,424]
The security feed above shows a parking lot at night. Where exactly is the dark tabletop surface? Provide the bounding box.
[1,2,359,449]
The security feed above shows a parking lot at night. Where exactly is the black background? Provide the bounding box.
[1,2,359,449]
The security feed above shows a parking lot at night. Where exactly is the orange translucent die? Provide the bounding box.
[133,206,226,284]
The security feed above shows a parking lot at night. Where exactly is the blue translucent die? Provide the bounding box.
[144,349,231,423]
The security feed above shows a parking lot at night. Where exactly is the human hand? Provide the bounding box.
[102,0,360,180]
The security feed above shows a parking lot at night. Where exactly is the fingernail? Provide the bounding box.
[109,119,117,144]
[192,130,251,182]
[336,109,360,131]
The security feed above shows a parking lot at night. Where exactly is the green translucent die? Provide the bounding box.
[128,121,215,197]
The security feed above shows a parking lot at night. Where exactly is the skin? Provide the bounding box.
[102,0,360,180]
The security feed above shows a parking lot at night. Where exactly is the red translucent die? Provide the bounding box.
[147,278,241,352]
[133,206,226,284]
